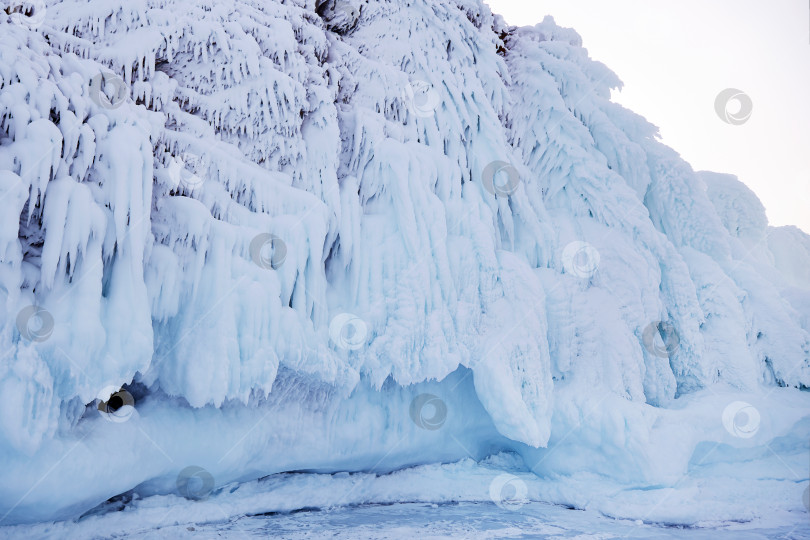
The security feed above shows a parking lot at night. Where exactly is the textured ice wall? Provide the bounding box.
[0,0,808,524]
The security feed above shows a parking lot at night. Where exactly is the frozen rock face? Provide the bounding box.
[0,0,808,524]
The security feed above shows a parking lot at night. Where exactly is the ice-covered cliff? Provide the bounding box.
[0,0,808,527]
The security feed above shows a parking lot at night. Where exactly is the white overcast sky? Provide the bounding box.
[486,0,810,234]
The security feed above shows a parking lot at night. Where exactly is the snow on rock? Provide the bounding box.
[0,0,808,526]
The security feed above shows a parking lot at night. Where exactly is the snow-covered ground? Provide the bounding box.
[1,0,809,534]
[2,455,808,539]
[111,502,807,540]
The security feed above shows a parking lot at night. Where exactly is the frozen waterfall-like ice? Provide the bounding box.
[0,0,808,529]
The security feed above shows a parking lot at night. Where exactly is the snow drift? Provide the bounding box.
[0,0,808,526]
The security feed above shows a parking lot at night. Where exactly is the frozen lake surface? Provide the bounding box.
[125,502,810,540]
[3,457,807,540]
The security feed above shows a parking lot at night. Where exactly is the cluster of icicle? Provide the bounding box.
[0,0,808,460]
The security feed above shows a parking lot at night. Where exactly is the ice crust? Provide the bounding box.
[0,0,808,526]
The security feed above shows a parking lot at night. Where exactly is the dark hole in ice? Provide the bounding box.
[107,394,124,411]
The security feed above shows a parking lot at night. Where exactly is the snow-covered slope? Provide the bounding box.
[0,0,808,526]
